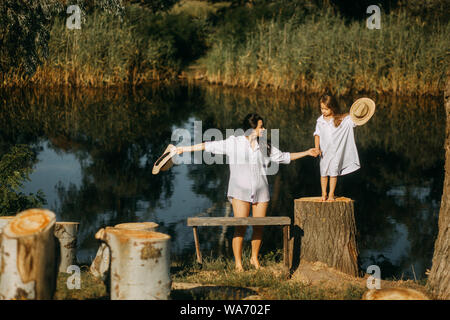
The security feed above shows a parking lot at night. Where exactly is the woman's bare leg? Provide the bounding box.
[232,198,251,271]
[250,201,269,269]
[321,176,328,201]
[328,176,337,201]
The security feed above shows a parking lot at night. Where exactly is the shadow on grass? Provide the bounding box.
[171,285,258,300]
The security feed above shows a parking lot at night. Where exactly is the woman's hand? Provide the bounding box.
[176,147,184,154]
[313,147,322,157]
[308,148,320,157]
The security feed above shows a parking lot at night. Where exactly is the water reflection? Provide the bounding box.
[0,85,443,279]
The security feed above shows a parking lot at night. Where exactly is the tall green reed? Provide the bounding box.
[201,8,449,95]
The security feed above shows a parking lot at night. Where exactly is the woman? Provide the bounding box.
[177,113,319,271]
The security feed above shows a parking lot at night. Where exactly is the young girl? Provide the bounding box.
[314,93,360,201]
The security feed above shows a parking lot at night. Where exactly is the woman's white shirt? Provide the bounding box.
[204,135,291,203]
[314,115,360,176]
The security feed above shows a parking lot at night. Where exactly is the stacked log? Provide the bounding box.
[95,227,171,300]
[0,209,57,300]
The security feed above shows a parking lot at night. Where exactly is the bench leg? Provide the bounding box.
[193,226,202,264]
[283,225,290,269]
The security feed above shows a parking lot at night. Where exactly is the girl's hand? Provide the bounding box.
[314,147,322,157]
[308,148,320,157]
[176,147,184,154]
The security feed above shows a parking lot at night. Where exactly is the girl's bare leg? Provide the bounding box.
[232,198,251,271]
[250,201,269,269]
[328,176,337,201]
[321,176,328,201]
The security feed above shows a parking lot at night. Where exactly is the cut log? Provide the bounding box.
[95,227,171,300]
[0,216,14,229]
[0,217,15,271]
[293,197,359,277]
[89,242,110,281]
[90,222,158,281]
[0,209,57,300]
[54,222,79,273]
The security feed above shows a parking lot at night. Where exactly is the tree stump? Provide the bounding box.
[0,209,57,300]
[54,222,79,273]
[95,227,171,300]
[293,197,359,277]
[90,222,158,281]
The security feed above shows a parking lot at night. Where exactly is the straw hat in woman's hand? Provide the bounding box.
[152,144,177,175]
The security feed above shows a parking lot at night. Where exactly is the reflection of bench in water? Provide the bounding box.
[187,217,291,267]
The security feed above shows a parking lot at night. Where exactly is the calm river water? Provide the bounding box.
[0,84,444,280]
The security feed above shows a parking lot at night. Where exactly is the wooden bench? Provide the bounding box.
[187,217,291,268]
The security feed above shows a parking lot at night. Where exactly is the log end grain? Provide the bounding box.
[5,209,55,237]
[114,222,159,231]
[103,227,171,243]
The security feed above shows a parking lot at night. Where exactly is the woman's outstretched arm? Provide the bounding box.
[290,148,319,161]
[176,143,205,154]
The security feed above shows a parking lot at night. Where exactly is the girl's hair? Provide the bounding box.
[242,113,271,156]
[319,93,346,127]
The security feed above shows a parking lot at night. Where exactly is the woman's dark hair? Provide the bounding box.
[242,113,271,156]
[319,92,345,127]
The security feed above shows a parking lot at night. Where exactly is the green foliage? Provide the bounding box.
[0,0,63,74]
[126,4,207,69]
[0,0,127,76]
[0,145,46,216]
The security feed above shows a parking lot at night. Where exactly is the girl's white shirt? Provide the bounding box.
[314,114,360,177]
[204,135,291,203]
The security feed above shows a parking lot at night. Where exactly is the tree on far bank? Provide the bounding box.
[0,0,64,75]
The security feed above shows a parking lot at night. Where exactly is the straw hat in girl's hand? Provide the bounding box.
[350,98,376,126]
[152,144,177,175]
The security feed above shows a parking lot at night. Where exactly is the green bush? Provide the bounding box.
[0,145,46,216]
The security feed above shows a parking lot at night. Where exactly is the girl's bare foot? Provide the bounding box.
[235,264,244,272]
[328,194,336,201]
[250,257,260,269]
[321,194,328,201]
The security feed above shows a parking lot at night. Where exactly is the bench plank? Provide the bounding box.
[187,217,291,227]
